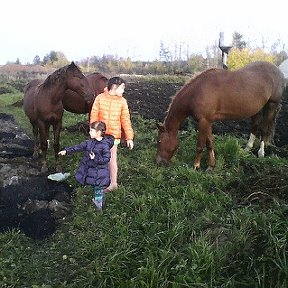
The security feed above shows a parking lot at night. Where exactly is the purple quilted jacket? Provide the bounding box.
[64,135,114,188]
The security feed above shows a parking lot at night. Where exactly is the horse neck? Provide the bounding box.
[164,100,187,134]
[42,79,67,102]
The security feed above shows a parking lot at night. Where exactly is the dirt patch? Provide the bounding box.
[125,80,183,121]
[0,113,38,186]
[0,113,73,239]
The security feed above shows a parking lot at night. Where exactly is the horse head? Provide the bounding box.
[65,62,94,102]
[156,123,179,165]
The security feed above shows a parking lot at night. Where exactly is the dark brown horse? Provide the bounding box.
[156,61,285,170]
[62,72,108,114]
[23,62,94,172]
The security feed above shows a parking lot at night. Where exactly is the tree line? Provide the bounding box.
[9,32,288,75]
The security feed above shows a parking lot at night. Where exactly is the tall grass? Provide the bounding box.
[0,90,288,287]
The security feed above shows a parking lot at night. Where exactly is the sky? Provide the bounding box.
[0,0,287,65]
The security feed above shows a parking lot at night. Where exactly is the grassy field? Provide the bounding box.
[0,83,288,288]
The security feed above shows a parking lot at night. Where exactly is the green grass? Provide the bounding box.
[0,90,288,287]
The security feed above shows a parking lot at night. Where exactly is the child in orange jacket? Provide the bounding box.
[90,76,134,192]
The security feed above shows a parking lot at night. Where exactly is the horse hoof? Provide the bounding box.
[258,151,265,157]
[194,165,200,171]
[205,166,214,173]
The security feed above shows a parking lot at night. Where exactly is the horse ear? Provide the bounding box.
[69,61,78,69]
[156,122,165,132]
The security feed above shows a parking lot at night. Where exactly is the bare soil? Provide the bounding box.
[0,113,72,238]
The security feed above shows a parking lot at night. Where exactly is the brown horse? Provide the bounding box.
[23,62,94,173]
[62,72,108,114]
[156,61,285,170]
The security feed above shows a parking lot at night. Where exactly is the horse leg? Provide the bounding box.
[31,122,40,159]
[53,121,62,172]
[38,122,49,173]
[258,102,281,157]
[245,112,261,151]
[194,119,210,170]
[206,124,215,172]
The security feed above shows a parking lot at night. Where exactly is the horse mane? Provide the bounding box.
[42,65,68,88]
[43,63,80,88]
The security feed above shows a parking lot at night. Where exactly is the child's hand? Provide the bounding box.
[58,150,66,156]
[127,140,134,150]
[89,152,95,159]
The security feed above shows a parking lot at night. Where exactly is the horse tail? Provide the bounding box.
[262,102,282,145]
[265,74,286,144]
[272,103,281,144]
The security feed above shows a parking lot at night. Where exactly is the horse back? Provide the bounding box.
[87,73,107,95]
[23,79,43,122]
[242,61,285,101]
[23,79,43,94]
[183,62,284,121]
[62,72,107,114]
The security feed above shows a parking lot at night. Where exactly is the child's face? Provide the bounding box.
[89,128,102,139]
[114,83,125,96]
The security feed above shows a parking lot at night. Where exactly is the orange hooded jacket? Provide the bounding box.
[90,90,134,140]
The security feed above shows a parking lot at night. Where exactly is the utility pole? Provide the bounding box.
[219,32,232,70]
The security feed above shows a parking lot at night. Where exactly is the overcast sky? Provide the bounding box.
[0,0,287,65]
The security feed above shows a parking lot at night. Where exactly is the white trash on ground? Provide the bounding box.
[47,172,70,182]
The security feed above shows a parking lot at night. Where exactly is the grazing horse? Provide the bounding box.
[156,61,285,170]
[62,72,108,114]
[23,62,94,172]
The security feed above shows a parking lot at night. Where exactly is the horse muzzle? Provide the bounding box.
[156,155,170,166]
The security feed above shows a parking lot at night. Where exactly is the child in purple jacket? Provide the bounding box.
[58,121,114,210]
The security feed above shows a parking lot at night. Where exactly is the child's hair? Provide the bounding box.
[90,121,106,137]
[107,76,126,90]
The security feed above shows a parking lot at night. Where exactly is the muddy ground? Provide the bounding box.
[1,78,288,234]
